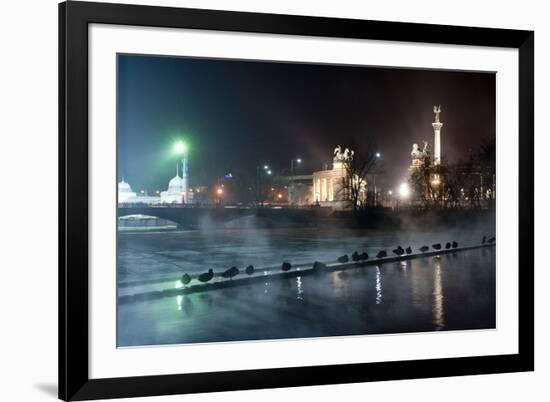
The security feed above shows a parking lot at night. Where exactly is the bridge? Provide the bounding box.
[117,205,330,228]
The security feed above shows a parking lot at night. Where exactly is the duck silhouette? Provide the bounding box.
[445,242,451,249]
[452,241,458,248]
[432,243,442,250]
[198,269,214,283]
[313,261,327,272]
[481,235,487,244]
[221,266,239,279]
[488,237,496,244]
[392,246,405,256]
[281,262,292,271]
[351,251,360,261]
[337,254,349,263]
[376,250,387,259]
[405,246,412,254]
[360,252,369,260]
[419,246,429,253]
[181,273,191,287]
[245,265,255,275]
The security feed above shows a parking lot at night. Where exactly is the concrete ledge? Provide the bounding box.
[118,243,495,304]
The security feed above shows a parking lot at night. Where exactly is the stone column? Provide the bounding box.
[432,106,443,166]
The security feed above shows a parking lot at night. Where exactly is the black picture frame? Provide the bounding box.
[59,1,534,400]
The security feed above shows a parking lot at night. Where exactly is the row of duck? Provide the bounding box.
[180,235,496,286]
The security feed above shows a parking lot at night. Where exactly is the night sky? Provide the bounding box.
[117,54,495,193]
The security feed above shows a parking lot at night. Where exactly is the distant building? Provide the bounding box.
[118,179,161,204]
[160,174,186,204]
[288,175,313,206]
[160,159,191,204]
[118,163,193,205]
[118,179,136,202]
[312,146,366,210]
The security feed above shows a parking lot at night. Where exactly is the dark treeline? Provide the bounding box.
[408,137,496,209]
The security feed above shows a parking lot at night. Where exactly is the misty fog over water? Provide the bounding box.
[117,227,495,346]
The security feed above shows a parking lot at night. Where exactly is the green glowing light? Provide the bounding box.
[173,141,188,155]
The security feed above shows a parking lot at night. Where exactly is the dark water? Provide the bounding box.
[117,242,495,347]
[117,227,489,284]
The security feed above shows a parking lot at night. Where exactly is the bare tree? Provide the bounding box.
[338,142,379,212]
[408,152,434,208]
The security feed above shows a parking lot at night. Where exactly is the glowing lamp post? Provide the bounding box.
[399,183,410,199]
[256,165,272,207]
[216,187,224,206]
[397,183,410,210]
[373,152,381,206]
[289,158,302,205]
[173,141,187,155]
[173,140,189,203]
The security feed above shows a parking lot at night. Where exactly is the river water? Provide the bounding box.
[117,227,495,347]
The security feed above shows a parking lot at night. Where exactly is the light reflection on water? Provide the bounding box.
[432,262,445,330]
[375,266,383,305]
[296,276,304,300]
[118,248,495,347]
[400,260,408,274]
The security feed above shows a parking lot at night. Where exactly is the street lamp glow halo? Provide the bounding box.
[173,141,188,155]
[399,182,410,199]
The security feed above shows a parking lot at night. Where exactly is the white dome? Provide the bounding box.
[118,180,133,193]
[168,175,185,189]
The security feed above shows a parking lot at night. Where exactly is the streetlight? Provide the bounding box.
[399,183,410,199]
[397,183,410,211]
[173,140,187,155]
[387,190,394,209]
[373,152,381,206]
[215,187,223,206]
[290,158,303,205]
[256,164,272,207]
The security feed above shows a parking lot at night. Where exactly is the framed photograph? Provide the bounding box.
[59,1,534,400]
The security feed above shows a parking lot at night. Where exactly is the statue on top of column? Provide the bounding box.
[433,105,442,123]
